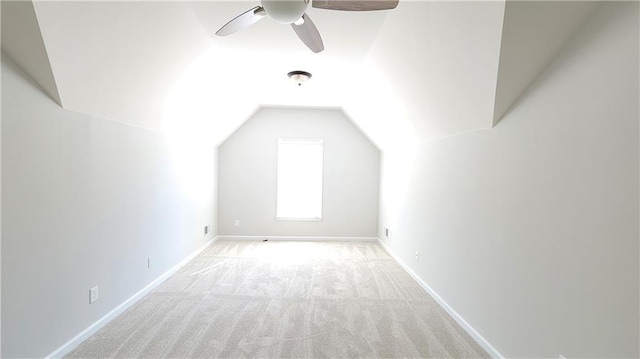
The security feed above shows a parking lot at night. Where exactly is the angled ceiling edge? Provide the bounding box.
[1,0,62,106]
[217,105,382,152]
[492,1,601,126]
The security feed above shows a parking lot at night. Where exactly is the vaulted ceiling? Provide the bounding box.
[2,1,600,150]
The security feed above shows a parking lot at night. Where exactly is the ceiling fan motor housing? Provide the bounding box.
[261,0,309,24]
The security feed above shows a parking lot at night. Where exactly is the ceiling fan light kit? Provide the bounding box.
[262,0,309,24]
[215,0,399,53]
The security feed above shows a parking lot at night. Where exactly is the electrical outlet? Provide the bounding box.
[148,257,153,269]
[234,219,240,227]
[415,250,420,260]
[89,286,99,304]
[204,225,209,235]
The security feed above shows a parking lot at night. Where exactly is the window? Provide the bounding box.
[276,138,324,220]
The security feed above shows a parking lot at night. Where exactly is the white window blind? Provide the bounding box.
[276,138,324,220]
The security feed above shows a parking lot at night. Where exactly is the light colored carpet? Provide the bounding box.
[66,240,489,358]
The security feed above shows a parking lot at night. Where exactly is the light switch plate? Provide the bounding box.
[89,286,99,304]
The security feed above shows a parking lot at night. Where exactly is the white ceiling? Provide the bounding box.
[494,1,600,125]
[2,1,600,150]
[0,0,61,105]
[361,0,505,141]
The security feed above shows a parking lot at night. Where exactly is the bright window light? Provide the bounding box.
[276,138,324,220]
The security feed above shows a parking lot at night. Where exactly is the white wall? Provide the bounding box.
[0,5,3,354]
[1,54,218,358]
[379,2,639,357]
[218,107,379,238]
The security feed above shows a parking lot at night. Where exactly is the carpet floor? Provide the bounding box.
[66,240,489,358]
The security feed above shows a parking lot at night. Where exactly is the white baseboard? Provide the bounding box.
[46,236,219,359]
[218,235,378,242]
[376,239,504,359]
[44,236,500,358]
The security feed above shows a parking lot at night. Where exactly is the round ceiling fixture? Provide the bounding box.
[287,70,312,86]
[261,0,309,24]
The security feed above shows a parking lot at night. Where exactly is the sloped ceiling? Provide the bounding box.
[359,0,505,142]
[1,1,61,106]
[1,1,600,150]
[494,1,600,125]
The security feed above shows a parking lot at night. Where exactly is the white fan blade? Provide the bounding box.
[291,13,324,53]
[216,6,267,36]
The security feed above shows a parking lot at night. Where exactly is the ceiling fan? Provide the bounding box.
[215,0,399,53]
